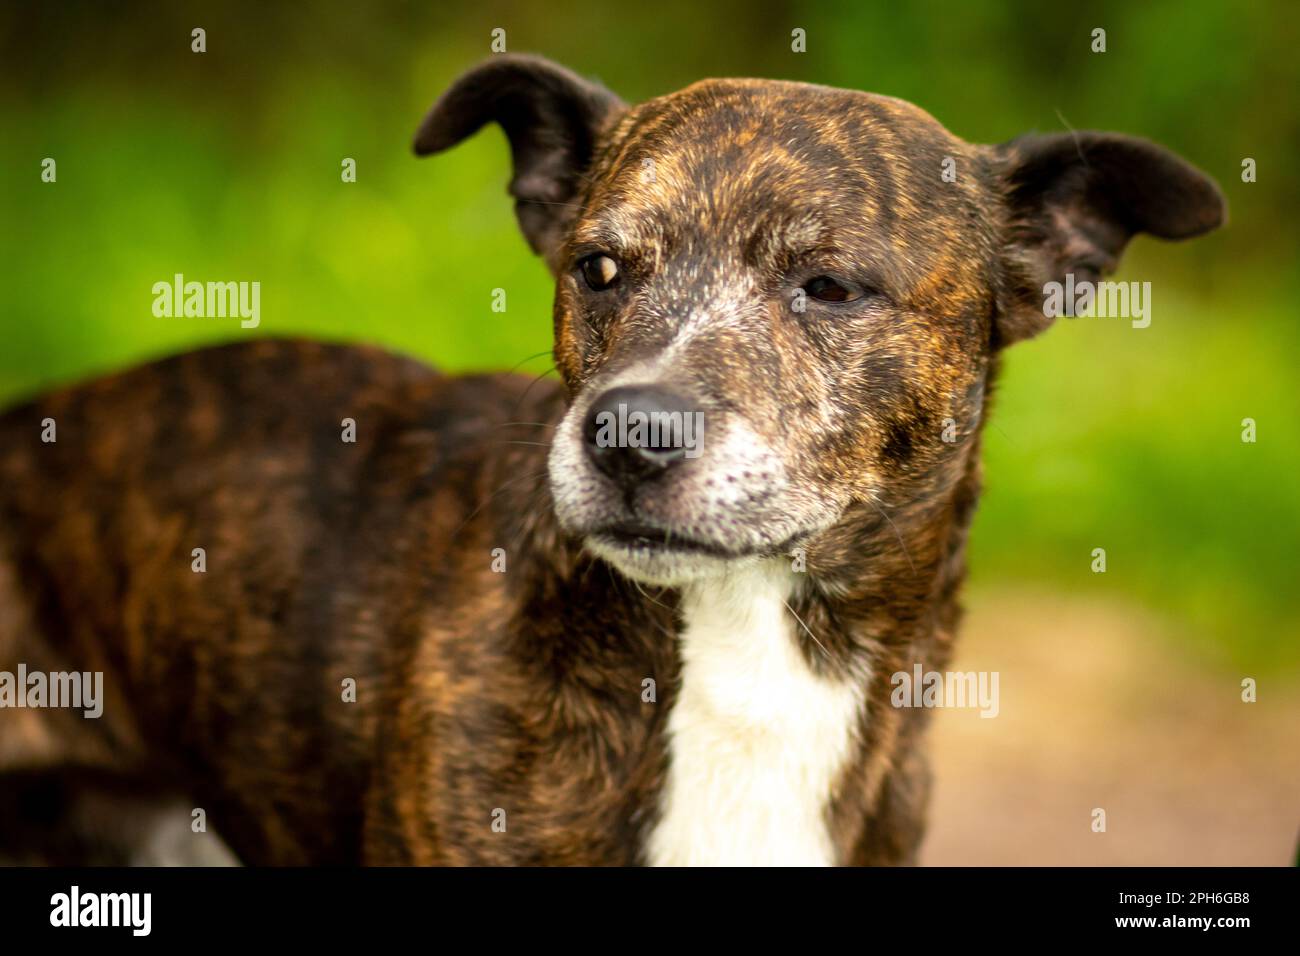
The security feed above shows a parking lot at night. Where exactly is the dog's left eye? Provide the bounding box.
[804,276,862,303]
[580,254,620,291]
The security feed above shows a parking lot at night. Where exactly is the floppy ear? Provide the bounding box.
[414,54,624,270]
[992,131,1226,346]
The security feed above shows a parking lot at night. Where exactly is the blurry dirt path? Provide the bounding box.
[921,588,1300,865]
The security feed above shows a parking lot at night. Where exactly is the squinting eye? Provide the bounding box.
[803,275,861,303]
[580,254,620,291]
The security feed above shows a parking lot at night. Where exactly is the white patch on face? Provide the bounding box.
[547,397,601,530]
[651,277,753,370]
[646,561,866,865]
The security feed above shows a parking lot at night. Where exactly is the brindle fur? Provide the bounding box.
[0,55,1223,864]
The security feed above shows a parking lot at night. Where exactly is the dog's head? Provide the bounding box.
[416,55,1224,586]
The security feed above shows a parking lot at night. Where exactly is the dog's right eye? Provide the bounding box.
[580,254,620,291]
[804,275,861,303]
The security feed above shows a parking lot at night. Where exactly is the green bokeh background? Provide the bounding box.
[2,1,1296,672]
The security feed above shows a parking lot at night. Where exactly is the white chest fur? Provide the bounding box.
[645,563,866,866]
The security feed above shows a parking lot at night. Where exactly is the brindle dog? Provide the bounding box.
[0,55,1224,865]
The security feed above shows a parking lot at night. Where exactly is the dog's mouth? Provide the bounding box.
[590,522,738,558]
[588,521,812,562]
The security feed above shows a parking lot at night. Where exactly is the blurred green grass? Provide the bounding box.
[1,0,1296,672]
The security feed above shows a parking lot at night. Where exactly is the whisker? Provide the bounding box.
[632,578,675,616]
[505,349,555,376]
[449,469,550,542]
[782,598,832,661]
[988,418,1020,448]
[518,198,584,209]
[509,364,560,421]
[580,552,600,588]
[868,496,918,576]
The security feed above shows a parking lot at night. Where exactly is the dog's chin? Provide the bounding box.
[583,532,759,587]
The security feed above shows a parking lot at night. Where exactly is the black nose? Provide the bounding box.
[583,384,699,490]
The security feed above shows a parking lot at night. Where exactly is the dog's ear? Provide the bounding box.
[414,54,624,269]
[991,131,1225,346]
